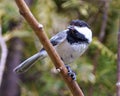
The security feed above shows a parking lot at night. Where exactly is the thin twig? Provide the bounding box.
[15,0,84,96]
[0,26,8,86]
[99,0,109,42]
[117,18,120,96]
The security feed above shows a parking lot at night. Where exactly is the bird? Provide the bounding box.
[14,20,92,80]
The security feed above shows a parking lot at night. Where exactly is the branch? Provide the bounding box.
[15,0,84,96]
[0,26,8,86]
[117,18,120,96]
[99,0,109,42]
[0,37,23,96]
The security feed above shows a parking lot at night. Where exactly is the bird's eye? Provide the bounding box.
[79,24,82,27]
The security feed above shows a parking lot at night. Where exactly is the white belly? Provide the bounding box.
[55,40,88,64]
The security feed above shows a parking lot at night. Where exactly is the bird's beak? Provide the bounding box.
[67,25,75,31]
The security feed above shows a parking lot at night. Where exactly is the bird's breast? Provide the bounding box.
[55,40,88,64]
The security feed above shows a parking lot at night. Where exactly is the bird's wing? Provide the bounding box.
[40,30,68,51]
[50,30,67,46]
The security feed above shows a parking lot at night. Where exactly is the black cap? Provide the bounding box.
[70,20,90,28]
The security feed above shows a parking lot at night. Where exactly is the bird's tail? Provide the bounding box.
[14,51,47,73]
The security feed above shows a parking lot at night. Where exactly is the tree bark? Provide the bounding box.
[15,0,84,95]
[0,37,24,96]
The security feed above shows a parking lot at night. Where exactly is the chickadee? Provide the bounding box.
[14,20,92,80]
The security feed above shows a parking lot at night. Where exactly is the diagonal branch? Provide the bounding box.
[15,0,84,96]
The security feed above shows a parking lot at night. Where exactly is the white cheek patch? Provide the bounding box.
[74,26,92,43]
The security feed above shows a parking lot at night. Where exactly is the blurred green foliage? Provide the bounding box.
[0,0,119,96]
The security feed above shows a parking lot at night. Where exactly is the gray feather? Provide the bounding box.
[50,30,67,46]
[14,51,47,73]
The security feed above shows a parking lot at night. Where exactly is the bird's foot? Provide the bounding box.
[65,65,76,80]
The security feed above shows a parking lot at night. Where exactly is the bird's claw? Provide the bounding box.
[65,65,76,80]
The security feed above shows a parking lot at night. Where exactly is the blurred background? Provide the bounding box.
[0,0,119,96]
